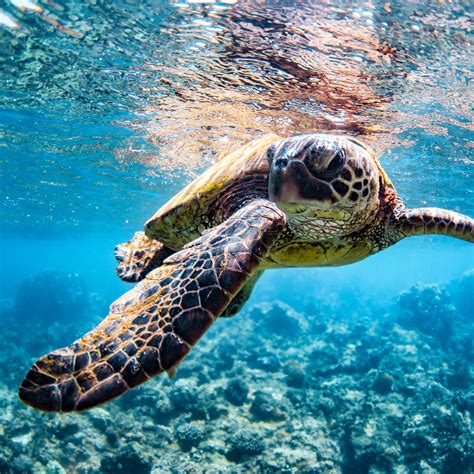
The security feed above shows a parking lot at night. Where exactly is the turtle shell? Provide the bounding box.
[144,134,281,250]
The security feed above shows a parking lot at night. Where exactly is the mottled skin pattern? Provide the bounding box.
[19,133,473,412]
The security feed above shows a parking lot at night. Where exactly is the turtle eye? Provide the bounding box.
[325,150,346,176]
[305,147,346,180]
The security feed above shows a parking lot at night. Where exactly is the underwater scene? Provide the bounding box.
[0,0,473,472]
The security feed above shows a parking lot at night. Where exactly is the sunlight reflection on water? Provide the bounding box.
[0,0,472,234]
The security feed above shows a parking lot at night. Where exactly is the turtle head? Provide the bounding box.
[267,134,386,229]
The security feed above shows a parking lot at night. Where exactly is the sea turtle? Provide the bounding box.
[19,133,473,412]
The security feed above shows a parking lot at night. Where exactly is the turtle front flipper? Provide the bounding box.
[114,231,174,282]
[393,206,473,243]
[19,200,286,412]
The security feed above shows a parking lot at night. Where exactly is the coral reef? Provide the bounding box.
[224,379,249,407]
[176,424,206,451]
[397,284,456,345]
[226,431,265,462]
[0,269,472,472]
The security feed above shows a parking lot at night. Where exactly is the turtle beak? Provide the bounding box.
[268,155,335,206]
[269,156,303,201]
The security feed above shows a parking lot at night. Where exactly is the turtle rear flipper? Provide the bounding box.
[19,200,286,412]
[115,232,174,282]
[220,271,263,318]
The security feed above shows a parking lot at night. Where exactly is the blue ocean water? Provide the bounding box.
[0,0,473,472]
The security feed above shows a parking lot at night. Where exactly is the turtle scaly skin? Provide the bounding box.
[392,205,473,242]
[19,133,473,412]
[19,201,285,411]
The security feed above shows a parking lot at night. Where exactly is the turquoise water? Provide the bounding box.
[0,0,473,472]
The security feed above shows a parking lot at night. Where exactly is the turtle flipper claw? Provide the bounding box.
[114,231,174,282]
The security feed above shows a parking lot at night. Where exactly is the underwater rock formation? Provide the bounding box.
[176,424,206,451]
[224,379,249,407]
[0,271,472,472]
[250,390,286,422]
[397,283,456,345]
[448,270,474,319]
[226,431,265,462]
[372,372,394,395]
[251,302,307,338]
